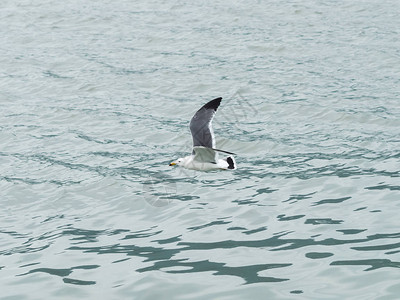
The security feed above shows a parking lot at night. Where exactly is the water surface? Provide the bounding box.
[1,0,399,299]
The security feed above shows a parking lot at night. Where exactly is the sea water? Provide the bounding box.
[1,0,399,299]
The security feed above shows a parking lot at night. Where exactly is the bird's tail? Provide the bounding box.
[225,156,237,170]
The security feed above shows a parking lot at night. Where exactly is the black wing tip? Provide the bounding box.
[226,156,236,170]
[203,97,222,111]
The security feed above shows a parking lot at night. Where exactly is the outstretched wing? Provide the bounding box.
[192,146,218,163]
[189,97,221,152]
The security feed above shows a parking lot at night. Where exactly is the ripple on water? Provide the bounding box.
[1,0,400,299]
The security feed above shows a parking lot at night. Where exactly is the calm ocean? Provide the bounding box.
[1,0,399,299]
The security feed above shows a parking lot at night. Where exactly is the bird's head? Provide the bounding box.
[169,158,184,166]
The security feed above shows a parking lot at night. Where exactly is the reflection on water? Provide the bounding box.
[3,222,398,289]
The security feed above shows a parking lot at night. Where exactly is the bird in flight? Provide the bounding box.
[169,97,237,171]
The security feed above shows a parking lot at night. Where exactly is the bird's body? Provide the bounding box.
[169,97,237,171]
[172,146,236,171]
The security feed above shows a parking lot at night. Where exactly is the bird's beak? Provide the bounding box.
[169,162,176,166]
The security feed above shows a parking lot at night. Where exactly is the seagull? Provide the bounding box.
[169,97,237,171]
